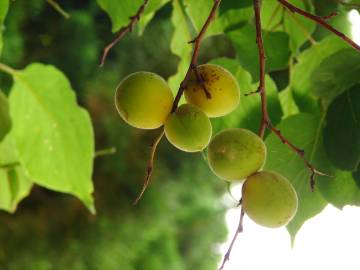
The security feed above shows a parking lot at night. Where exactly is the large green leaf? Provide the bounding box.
[168,0,192,93]
[9,63,95,212]
[261,0,315,52]
[0,134,32,213]
[0,90,11,142]
[318,170,360,209]
[311,49,360,105]
[227,25,291,81]
[0,0,9,56]
[265,114,329,240]
[97,0,168,32]
[291,36,348,112]
[210,57,282,134]
[323,86,360,171]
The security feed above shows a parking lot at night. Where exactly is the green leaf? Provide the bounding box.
[291,36,348,112]
[219,0,252,15]
[323,86,360,171]
[168,0,192,94]
[261,0,315,52]
[265,113,328,240]
[183,0,223,36]
[0,90,11,142]
[227,25,291,81]
[0,134,32,213]
[318,170,360,209]
[0,0,9,56]
[311,49,360,105]
[279,87,300,118]
[210,57,282,134]
[9,63,95,212]
[97,0,168,32]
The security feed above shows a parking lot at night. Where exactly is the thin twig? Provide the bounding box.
[133,130,164,205]
[133,0,222,204]
[172,0,222,112]
[278,0,360,52]
[218,208,245,270]
[99,0,149,67]
[46,0,70,19]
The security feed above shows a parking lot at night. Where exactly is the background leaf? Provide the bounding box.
[0,0,8,56]
[261,0,315,52]
[311,49,360,105]
[323,85,360,171]
[168,0,192,93]
[291,36,348,112]
[9,63,95,211]
[228,25,291,81]
[0,90,11,142]
[97,0,168,32]
[0,134,32,212]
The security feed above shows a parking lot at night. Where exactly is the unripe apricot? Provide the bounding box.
[115,71,173,129]
[164,104,212,152]
[242,171,298,228]
[207,128,266,181]
[184,64,240,117]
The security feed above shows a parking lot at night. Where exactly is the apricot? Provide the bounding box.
[242,171,298,228]
[207,128,266,181]
[184,64,240,117]
[164,104,212,152]
[115,71,173,129]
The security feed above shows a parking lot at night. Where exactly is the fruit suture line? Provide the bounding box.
[108,0,360,269]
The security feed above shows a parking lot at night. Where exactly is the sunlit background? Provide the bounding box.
[220,9,360,270]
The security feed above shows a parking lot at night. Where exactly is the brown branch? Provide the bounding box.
[133,130,164,205]
[133,0,222,204]
[172,0,222,112]
[99,0,149,67]
[278,0,360,52]
[218,208,245,270]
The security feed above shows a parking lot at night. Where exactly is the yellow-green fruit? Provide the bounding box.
[207,128,266,181]
[184,64,240,117]
[164,104,212,152]
[242,171,298,228]
[115,71,173,129]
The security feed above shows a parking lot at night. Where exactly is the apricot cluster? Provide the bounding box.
[115,63,298,228]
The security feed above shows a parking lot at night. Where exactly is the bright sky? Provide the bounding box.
[219,10,360,270]
[220,204,360,270]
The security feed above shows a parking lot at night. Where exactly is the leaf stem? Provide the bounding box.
[0,63,17,76]
[94,147,117,158]
[46,0,70,19]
